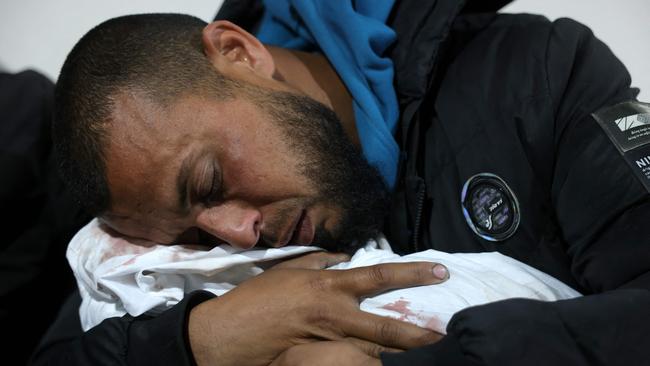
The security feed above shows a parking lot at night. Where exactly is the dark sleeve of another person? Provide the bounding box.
[0,70,89,364]
[30,290,214,366]
[383,18,650,366]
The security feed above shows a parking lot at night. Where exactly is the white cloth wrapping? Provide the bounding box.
[68,219,581,333]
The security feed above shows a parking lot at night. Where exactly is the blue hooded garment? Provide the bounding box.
[256,0,400,189]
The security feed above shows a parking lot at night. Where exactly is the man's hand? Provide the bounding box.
[271,341,383,366]
[188,262,448,366]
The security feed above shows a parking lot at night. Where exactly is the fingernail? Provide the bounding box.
[432,264,449,280]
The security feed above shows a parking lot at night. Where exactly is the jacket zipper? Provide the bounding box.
[411,183,425,252]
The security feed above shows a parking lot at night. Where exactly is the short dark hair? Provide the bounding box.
[54,13,237,216]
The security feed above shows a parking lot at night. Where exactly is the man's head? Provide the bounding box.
[55,13,389,251]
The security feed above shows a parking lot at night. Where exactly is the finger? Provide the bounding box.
[272,252,351,270]
[343,337,402,358]
[332,262,449,297]
[339,310,443,349]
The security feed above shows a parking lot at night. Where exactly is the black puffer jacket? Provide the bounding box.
[383,1,650,365]
[31,1,650,365]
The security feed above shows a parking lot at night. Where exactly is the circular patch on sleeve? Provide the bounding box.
[461,173,520,242]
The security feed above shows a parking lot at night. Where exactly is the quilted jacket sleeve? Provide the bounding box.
[30,290,214,366]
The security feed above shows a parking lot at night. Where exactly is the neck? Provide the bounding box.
[267,46,359,146]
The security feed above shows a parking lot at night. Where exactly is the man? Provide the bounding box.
[33,1,650,366]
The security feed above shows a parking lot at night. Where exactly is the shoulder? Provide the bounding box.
[450,13,603,67]
[441,14,626,106]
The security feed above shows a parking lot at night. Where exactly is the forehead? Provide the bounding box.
[108,90,194,148]
[104,92,206,208]
[101,90,289,230]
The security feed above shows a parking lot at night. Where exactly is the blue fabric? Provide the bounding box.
[256,0,400,189]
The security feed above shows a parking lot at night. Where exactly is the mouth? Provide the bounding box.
[283,209,315,246]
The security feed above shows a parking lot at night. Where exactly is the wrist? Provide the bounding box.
[185,293,220,366]
[188,300,219,366]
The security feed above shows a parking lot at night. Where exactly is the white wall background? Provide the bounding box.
[0,0,648,100]
[0,0,224,79]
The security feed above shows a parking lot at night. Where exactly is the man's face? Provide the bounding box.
[101,84,389,251]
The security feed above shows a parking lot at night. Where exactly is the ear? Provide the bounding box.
[202,20,275,79]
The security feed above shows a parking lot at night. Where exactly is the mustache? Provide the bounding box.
[258,201,302,247]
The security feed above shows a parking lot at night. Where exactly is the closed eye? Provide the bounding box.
[202,163,222,204]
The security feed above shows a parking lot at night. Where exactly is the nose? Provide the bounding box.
[195,201,261,249]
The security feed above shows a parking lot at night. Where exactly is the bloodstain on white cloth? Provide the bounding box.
[381,298,416,320]
[380,297,443,332]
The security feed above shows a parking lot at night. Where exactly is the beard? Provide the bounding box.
[250,87,391,254]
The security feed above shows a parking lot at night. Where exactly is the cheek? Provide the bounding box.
[223,153,314,201]
[220,121,314,198]
[227,160,268,189]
